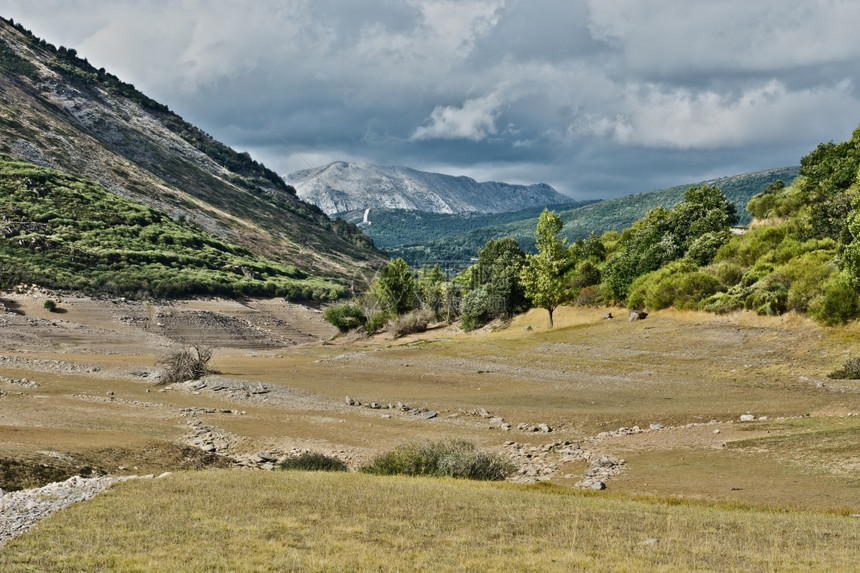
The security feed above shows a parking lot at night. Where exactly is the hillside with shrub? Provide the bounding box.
[0,17,384,290]
[0,155,344,299]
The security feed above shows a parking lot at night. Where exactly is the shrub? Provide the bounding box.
[391,308,434,337]
[158,345,214,385]
[686,230,731,266]
[809,280,860,325]
[361,440,515,481]
[711,262,744,288]
[43,299,56,312]
[323,303,367,333]
[699,292,745,314]
[364,311,389,335]
[277,452,348,472]
[460,285,494,331]
[626,261,719,311]
[827,357,860,379]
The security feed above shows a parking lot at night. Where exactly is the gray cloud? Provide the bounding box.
[4,0,860,200]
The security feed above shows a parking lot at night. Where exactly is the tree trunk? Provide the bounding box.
[547,307,554,328]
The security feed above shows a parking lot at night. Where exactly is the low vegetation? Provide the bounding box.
[277,452,348,472]
[157,345,215,385]
[361,440,515,481]
[0,155,345,300]
[1,471,856,571]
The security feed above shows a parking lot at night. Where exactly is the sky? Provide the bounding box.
[5,0,860,200]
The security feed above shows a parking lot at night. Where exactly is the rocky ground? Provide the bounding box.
[1,291,858,547]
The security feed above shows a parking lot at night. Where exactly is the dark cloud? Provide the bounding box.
[4,0,860,201]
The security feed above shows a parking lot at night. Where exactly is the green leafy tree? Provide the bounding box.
[472,238,528,317]
[519,210,574,328]
[377,257,417,316]
[418,264,446,319]
[603,185,737,301]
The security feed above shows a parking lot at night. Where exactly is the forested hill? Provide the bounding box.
[0,16,385,288]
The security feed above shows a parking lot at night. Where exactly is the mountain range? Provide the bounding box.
[284,161,578,215]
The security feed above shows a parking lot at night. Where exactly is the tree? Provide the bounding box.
[472,237,528,317]
[519,210,574,328]
[376,257,416,316]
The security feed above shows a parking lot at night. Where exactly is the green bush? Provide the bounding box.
[460,285,494,331]
[277,452,348,472]
[361,440,515,481]
[364,311,389,335]
[686,231,731,266]
[711,262,744,288]
[626,260,720,311]
[699,292,745,314]
[323,303,367,333]
[43,299,57,312]
[809,280,860,325]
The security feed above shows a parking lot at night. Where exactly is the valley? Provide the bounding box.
[1,292,857,509]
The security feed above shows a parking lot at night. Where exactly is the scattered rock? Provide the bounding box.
[628,311,648,322]
[739,414,755,422]
[591,481,606,490]
[649,423,663,430]
[643,538,659,545]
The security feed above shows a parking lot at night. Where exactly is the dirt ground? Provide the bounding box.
[1,291,858,510]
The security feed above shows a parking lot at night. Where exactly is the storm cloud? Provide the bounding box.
[4,0,860,200]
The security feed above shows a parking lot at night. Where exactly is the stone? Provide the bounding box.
[713,429,721,434]
[345,396,356,406]
[591,481,606,490]
[739,414,755,422]
[523,325,532,331]
[257,451,278,462]
[537,423,552,433]
[643,538,659,545]
[649,423,663,430]
[422,411,438,420]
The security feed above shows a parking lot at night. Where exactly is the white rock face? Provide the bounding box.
[284,161,576,215]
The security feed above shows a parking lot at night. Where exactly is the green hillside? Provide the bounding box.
[0,155,342,299]
[339,203,591,249]
[0,17,384,287]
[389,167,799,267]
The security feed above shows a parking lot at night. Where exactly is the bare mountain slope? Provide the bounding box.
[285,161,577,215]
[0,18,384,283]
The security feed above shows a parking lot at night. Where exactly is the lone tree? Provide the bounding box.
[520,209,574,328]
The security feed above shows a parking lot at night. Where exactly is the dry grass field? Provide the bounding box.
[1,292,858,569]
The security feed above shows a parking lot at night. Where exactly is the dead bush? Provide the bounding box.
[157,345,215,385]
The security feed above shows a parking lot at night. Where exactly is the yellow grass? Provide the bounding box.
[2,470,858,572]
